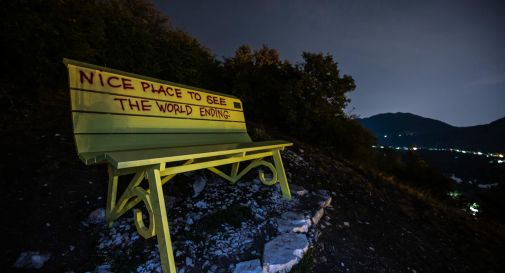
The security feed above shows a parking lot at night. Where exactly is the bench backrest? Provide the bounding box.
[64,59,251,155]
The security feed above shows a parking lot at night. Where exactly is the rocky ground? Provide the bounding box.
[2,127,505,272]
[82,152,332,273]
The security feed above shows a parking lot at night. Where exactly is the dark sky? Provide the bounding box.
[154,0,505,126]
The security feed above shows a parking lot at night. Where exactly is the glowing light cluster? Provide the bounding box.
[372,145,504,160]
[447,191,461,199]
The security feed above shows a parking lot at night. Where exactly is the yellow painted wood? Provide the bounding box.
[107,141,291,169]
[273,149,291,200]
[72,112,247,134]
[70,89,246,123]
[146,164,177,273]
[65,61,242,111]
[162,151,273,176]
[231,162,240,177]
[132,187,156,239]
[110,171,146,221]
[106,165,119,226]
[75,133,253,155]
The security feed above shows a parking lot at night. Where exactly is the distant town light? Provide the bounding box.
[469,202,479,216]
[383,135,388,138]
[448,191,461,199]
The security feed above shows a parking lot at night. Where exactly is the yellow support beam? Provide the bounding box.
[147,164,177,273]
[160,151,273,176]
[273,149,291,200]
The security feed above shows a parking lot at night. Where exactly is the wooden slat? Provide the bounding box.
[70,89,245,123]
[66,63,243,111]
[101,140,293,169]
[75,133,253,154]
[72,112,247,134]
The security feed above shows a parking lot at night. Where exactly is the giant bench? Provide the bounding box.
[63,59,293,273]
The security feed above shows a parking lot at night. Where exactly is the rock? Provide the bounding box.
[185,257,193,267]
[290,184,308,197]
[193,176,207,197]
[13,251,51,269]
[311,207,325,225]
[262,233,309,273]
[87,208,105,224]
[233,259,262,273]
[343,221,350,227]
[276,211,311,233]
[315,190,332,208]
[195,201,208,209]
[94,264,113,273]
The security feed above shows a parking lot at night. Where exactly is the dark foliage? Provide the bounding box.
[0,0,375,162]
[1,0,218,120]
[220,45,375,161]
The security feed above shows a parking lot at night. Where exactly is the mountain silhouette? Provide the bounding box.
[358,113,505,153]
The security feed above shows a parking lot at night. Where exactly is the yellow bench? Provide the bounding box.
[63,59,293,273]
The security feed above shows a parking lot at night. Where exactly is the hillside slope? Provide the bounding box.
[2,123,504,272]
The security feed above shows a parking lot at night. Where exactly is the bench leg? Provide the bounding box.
[106,165,119,226]
[146,165,177,273]
[272,150,292,200]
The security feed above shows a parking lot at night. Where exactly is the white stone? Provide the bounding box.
[290,184,308,196]
[87,208,105,224]
[13,251,51,269]
[195,201,208,209]
[343,222,350,227]
[185,257,193,267]
[315,191,332,208]
[311,207,325,225]
[193,176,207,197]
[94,264,113,273]
[262,233,309,273]
[233,259,262,273]
[276,211,311,233]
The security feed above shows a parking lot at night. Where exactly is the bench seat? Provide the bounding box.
[80,140,292,168]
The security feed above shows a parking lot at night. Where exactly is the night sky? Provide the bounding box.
[154,0,505,126]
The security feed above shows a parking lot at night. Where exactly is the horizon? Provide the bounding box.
[154,0,505,127]
[359,111,505,127]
